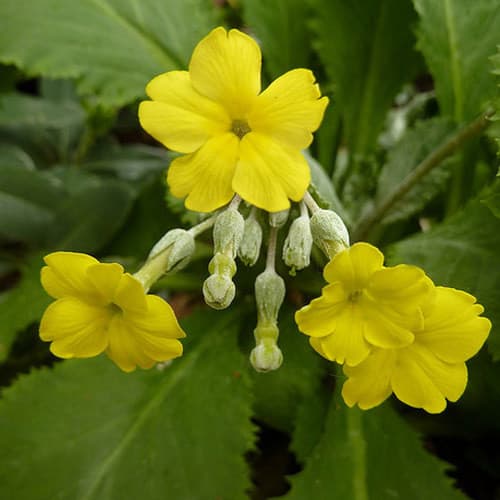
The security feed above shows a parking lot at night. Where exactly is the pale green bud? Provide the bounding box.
[250,337,283,372]
[310,209,350,258]
[213,207,245,257]
[255,269,285,324]
[282,216,313,271]
[269,209,289,228]
[203,274,236,310]
[238,216,263,266]
[147,229,195,273]
[208,253,236,278]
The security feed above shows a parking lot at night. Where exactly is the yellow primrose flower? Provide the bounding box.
[295,242,433,366]
[139,26,328,213]
[39,252,185,372]
[341,287,491,413]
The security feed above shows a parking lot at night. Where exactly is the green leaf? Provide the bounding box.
[387,198,500,360]
[0,143,36,169]
[285,399,466,499]
[376,118,456,224]
[0,253,50,362]
[0,164,65,245]
[310,0,419,157]
[482,179,500,218]
[52,176,135,253]
[413,0,500,121]
[241,0,311,78]
[250,310,325,433]
[0,310,254,500]
[0,1,218,107]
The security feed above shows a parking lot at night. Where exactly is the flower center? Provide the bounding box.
[347,290,363,303]
[231,119,251,139]
[109,302,123,315]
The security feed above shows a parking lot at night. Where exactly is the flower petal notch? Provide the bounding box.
[139,26,329,213]
[295,242,433,367]
[39,251,185,372]
[342,287,491,413]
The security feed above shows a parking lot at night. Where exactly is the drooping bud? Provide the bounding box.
[282,215,313,272]
[310,209,350,258]
[269,209,289,228]
[250,335,283,372]
[238,215,263,266]
[202,274,236,310]
[213,207,245,258]
[134,228,195,290]
[255,269,285,324]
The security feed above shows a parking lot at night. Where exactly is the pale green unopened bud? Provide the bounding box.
[148,229,195,273]
[213,207,245,257]
[238,216,262,266]
[269,209,289,228]
[203,274,236,309]
[208,253,236,278]
[250,337,283,372]
[310,209,350,258]
[282,216,313,271]
[255,269,285,324]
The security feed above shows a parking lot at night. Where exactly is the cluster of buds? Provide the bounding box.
[134,191,349,372]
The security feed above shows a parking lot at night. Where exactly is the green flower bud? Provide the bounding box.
[238,216,262,266]
[148,229,195,273]
[310,209,350,258]
[250,337,283,372]
[213,207,245,257]
[202,274,236,310]
[255,269,285,324]
[269,209,289,228]
[208,253,236,278]
[282,215,313,271]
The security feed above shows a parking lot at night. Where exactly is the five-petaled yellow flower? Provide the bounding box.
[342,287,491,413]
[295,242,433,366]
[39,252,185,372]
[139,26,328,213]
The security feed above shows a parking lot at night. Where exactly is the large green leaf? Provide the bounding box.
[310,0,419,157]
[285,399,466,499]
[0,253,50,362]
[0,0,218,107]
[241,0,311,78]
[413,0,500,122]
[482,178,500,218]
[387,198,500,360]
[376,118,455,224]
[0,310,254,499]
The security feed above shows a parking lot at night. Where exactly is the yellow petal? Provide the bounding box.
[417,287,491,363]
[317,306,371,366]
[342,349,395,410]
[189,27,261,118]
[113,273,147,314]
[167,132,239,212]
[86,262,124,305]
[139,71,230,154]
[392,344,467,414]
[323,243,384,290]
[41,252,99,300]
[368,265,433,316]
[295,283,347,338]
[39,297,110,358]
[248,69,328,150]
[234,131,310,212]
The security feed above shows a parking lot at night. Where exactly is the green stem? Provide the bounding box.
[352,109,494,241]
[347,409,368,500]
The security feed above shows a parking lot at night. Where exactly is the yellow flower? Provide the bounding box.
[295,242,433,366]
[341,287,491,413]
[139,26,328,213]
[39,252,185,372]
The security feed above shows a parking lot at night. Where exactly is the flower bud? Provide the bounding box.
[238,216,262,266]
[269,209,289,228]
[203,274,236,310]
[208,253,236,278]
[213,207,245,258]
[250,337,283,372]
[282,216,313,272]
[310,209,350,258]
[148,229,195,273]
[255,269,285,324]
